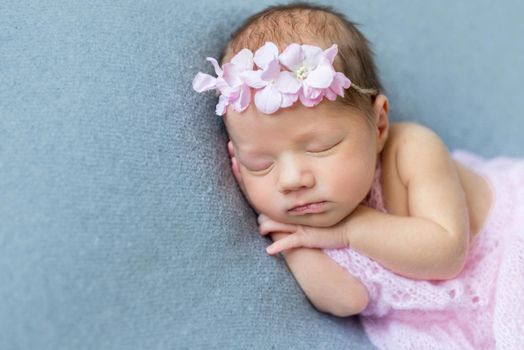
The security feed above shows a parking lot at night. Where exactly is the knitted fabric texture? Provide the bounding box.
[323,150,524,349]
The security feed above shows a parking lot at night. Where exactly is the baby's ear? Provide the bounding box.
[227,140,246,194]
[373,94,389,152]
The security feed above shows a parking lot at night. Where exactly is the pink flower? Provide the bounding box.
[241,42,301,114]
[192,49,254,115]
[279,43,351,107]
[192,41,353,116]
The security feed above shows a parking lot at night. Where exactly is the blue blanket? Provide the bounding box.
[1,1,523,348]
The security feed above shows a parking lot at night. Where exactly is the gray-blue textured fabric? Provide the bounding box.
[1,1,523,349]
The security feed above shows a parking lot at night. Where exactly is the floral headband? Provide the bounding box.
[192,41,377,116]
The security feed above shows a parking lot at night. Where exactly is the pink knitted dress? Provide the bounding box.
[323,150,524,349]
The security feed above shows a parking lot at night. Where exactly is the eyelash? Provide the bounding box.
[244,140,342,174]
[246,163,274,175]
[307,140,342,154]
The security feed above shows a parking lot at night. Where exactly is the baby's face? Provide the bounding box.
[225,101,380,227]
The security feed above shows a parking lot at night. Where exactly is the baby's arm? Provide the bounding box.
[265,123,470,281]
[344,123,470,280]
[270,231,369,317]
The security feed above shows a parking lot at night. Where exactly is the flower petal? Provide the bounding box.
[222,63,242,87]
[279,43,303,71]
[330,72,351,96]
[302,84,323,99]
[254,42,279,69]
[323,44,338,64]
[260,58,281,81]
[276,71,301,94]
[241,70,267,89]
[233,84,252,112]
[206,57,223,76]
[215,77,231,95]
[299,89,324,107]
[192,72,217,92]
[301,44,323,66]
[254,84,282,114]
[324,87,337,101]
[230,48,254,71]
[224,86,240,102]
[281,92,299,108]
[305,64,334,89]
[216,95,229,116]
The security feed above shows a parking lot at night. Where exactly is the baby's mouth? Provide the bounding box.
[287,201,327,215]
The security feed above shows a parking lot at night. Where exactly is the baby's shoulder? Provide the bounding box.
[383,121,450,183]
[379,121,461,217]
[385,121,445,158]
[387,121,441,145]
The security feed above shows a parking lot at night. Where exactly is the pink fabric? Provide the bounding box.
[323,149,524,349]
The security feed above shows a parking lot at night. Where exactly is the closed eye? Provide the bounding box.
[307,140,343,154]
[244,162,274,175]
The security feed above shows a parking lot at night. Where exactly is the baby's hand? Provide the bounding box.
[257,214,350,255]
[258,214,298,236]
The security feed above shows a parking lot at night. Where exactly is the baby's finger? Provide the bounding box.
[257,214,292,226]
[257,214,270,225]
[266,234,300,255]
[259,220,297,236]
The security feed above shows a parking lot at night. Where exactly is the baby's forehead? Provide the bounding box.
[224,106,355,152]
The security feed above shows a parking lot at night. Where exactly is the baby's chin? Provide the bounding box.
[275,209,349,228]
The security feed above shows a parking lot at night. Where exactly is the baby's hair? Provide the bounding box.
[220,2,384,119]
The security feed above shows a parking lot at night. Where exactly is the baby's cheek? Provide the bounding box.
[329,161,370,203]
[243,178,274,213]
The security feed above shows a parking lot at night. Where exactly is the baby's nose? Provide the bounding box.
[277,156,315,193]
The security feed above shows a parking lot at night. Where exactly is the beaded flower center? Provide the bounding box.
[295,65,309,80]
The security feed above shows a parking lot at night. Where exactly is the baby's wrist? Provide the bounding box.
[342,204,367,247]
